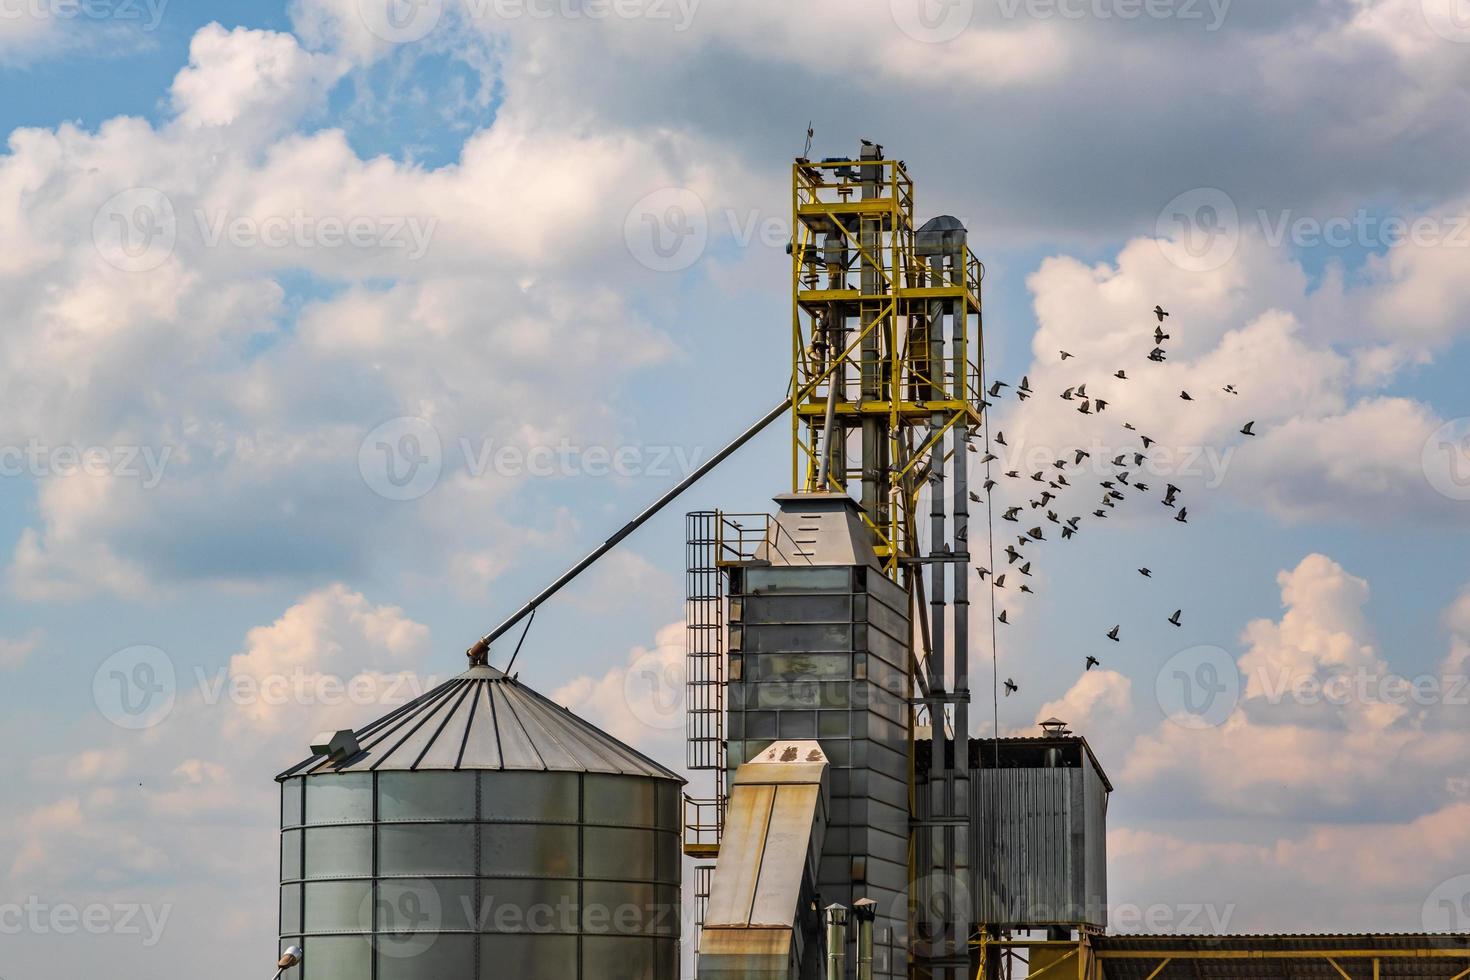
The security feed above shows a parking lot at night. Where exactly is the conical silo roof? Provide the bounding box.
[276,664,681,781]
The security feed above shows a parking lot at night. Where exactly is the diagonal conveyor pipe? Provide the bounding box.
[467,396,794,664]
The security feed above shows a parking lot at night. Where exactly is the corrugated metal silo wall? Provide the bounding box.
[969,763,1107,928]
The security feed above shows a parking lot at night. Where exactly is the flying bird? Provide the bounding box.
[976,566,990,580]
[1106,625,1121,642]
[995,431,1008,446]
[1148,348,1167,362]
[1086,656,1101,671]
[1095,399,1109,412]
[1180,390,1193,401]
[1004,678,1018,695]
[1163,484,1180,507]
[1060,350,1074,360]
[994,574,1007,589]
[1019,562,1033,576]
[1005,545,1023,564]
[1175,507,1189,524]
[1154,305,1169,322]
[1028,527,1045,541]
[1114,370,1128,380]
[1168,609,1182,627]
[1223,384,1238,395]
[1240,421,1256,436]
[1075,449,1091,464]
[1061,387,1075,400]
[998,610,1010,625]
[1017,376,1032,400]
[969,491,983,503]
[1003,506,1021,522]
[1154,326,1170,345]
[1078,400,1093,414]
[1139,567,1152,577]
[989,381,1009,397]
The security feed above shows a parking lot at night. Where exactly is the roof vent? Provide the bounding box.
[311,729,360,762]
[1040,717,1072,737]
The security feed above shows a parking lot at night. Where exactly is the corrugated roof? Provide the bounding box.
[1093,933,1470,980]
[277,665,682,781]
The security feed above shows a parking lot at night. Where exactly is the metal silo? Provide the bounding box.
[276,663,684,980]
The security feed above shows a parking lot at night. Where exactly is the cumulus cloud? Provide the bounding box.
[996,226,1469,527]
[0,19,715,601]
[1123,554,1470,821]
[552,620,686,762]
[5,585,437,896]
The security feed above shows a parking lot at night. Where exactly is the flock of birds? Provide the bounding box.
[964,306,1258,700]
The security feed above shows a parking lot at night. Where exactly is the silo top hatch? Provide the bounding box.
[276,664,681,781]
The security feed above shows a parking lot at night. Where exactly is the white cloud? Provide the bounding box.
[998,227,1469,526]
[1123,554,1470,820]
[553,620,686,761]
[170,24,346,142]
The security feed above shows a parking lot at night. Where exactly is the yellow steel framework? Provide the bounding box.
[974,934,1470,980]
[789,154,985,585]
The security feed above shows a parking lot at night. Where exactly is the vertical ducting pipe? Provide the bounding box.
[826,904,849,980]
[853,899,877,980]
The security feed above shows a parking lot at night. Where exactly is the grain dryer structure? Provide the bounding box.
[271,144,1470,980]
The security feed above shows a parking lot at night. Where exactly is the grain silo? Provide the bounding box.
[276,662,684,980]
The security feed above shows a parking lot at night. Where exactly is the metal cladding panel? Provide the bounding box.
[281,768,682,980]
[706,783,778,928]
[971,766,1107,928]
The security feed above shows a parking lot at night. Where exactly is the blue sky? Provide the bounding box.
[2,0,1470,976]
